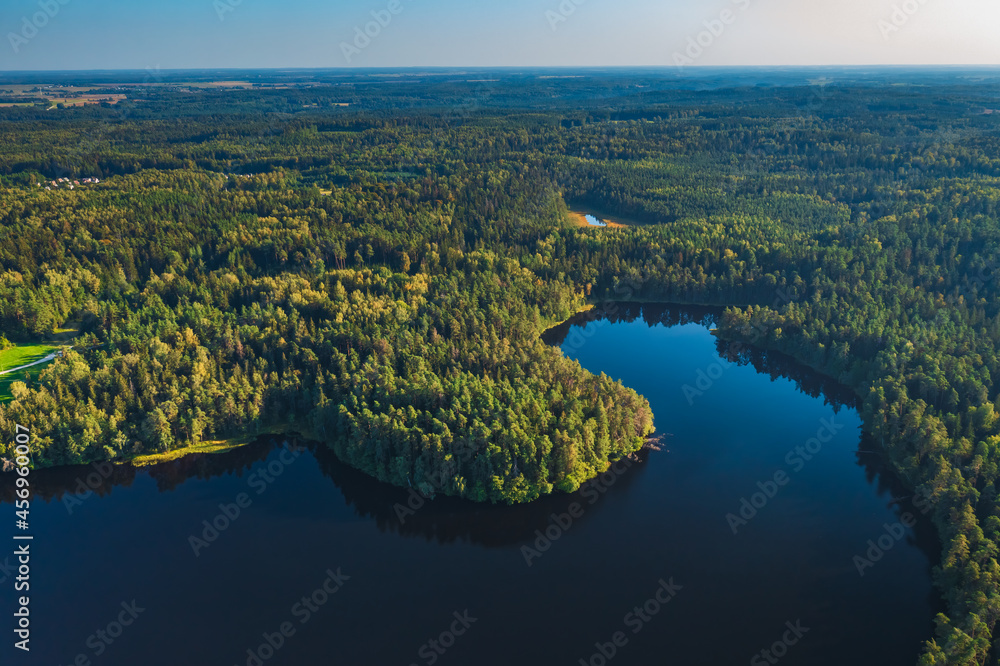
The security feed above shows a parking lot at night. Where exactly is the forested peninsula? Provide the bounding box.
[2,71,1000,663]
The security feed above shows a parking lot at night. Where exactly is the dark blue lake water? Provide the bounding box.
[0,304,939,666]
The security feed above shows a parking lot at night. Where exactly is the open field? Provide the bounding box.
[0,343,58,374]
[180,81,254,89]
[0,85,127,108]
[46,94,126,107]
[129,438,252,466]
[0,343,59,402]
[48,325,80,343]
[127,424,309,466]
[0,326,79,401]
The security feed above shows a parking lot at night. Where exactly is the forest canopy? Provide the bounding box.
[2,69,1000,664]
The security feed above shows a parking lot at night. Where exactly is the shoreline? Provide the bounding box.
[567,209,628,229]
[121,424,312,467]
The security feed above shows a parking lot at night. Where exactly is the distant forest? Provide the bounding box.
[2,70,1000,663]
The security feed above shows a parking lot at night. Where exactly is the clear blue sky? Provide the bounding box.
[2,0,998,70]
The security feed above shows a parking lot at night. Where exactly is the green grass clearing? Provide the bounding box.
[129,439,253,467]
[0,343,61,402]
[127,424,311,467]
[0,343,58,373]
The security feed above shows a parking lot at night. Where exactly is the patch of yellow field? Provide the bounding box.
[129,438,253,467]
[126,424,316,467]
[48,95,126,107]
[182,81,254,89]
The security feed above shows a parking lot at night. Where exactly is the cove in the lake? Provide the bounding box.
[0,303,940,666]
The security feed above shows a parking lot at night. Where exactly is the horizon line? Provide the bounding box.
[2,63,1000,75]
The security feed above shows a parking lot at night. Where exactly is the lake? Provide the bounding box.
[0,303,939,666]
